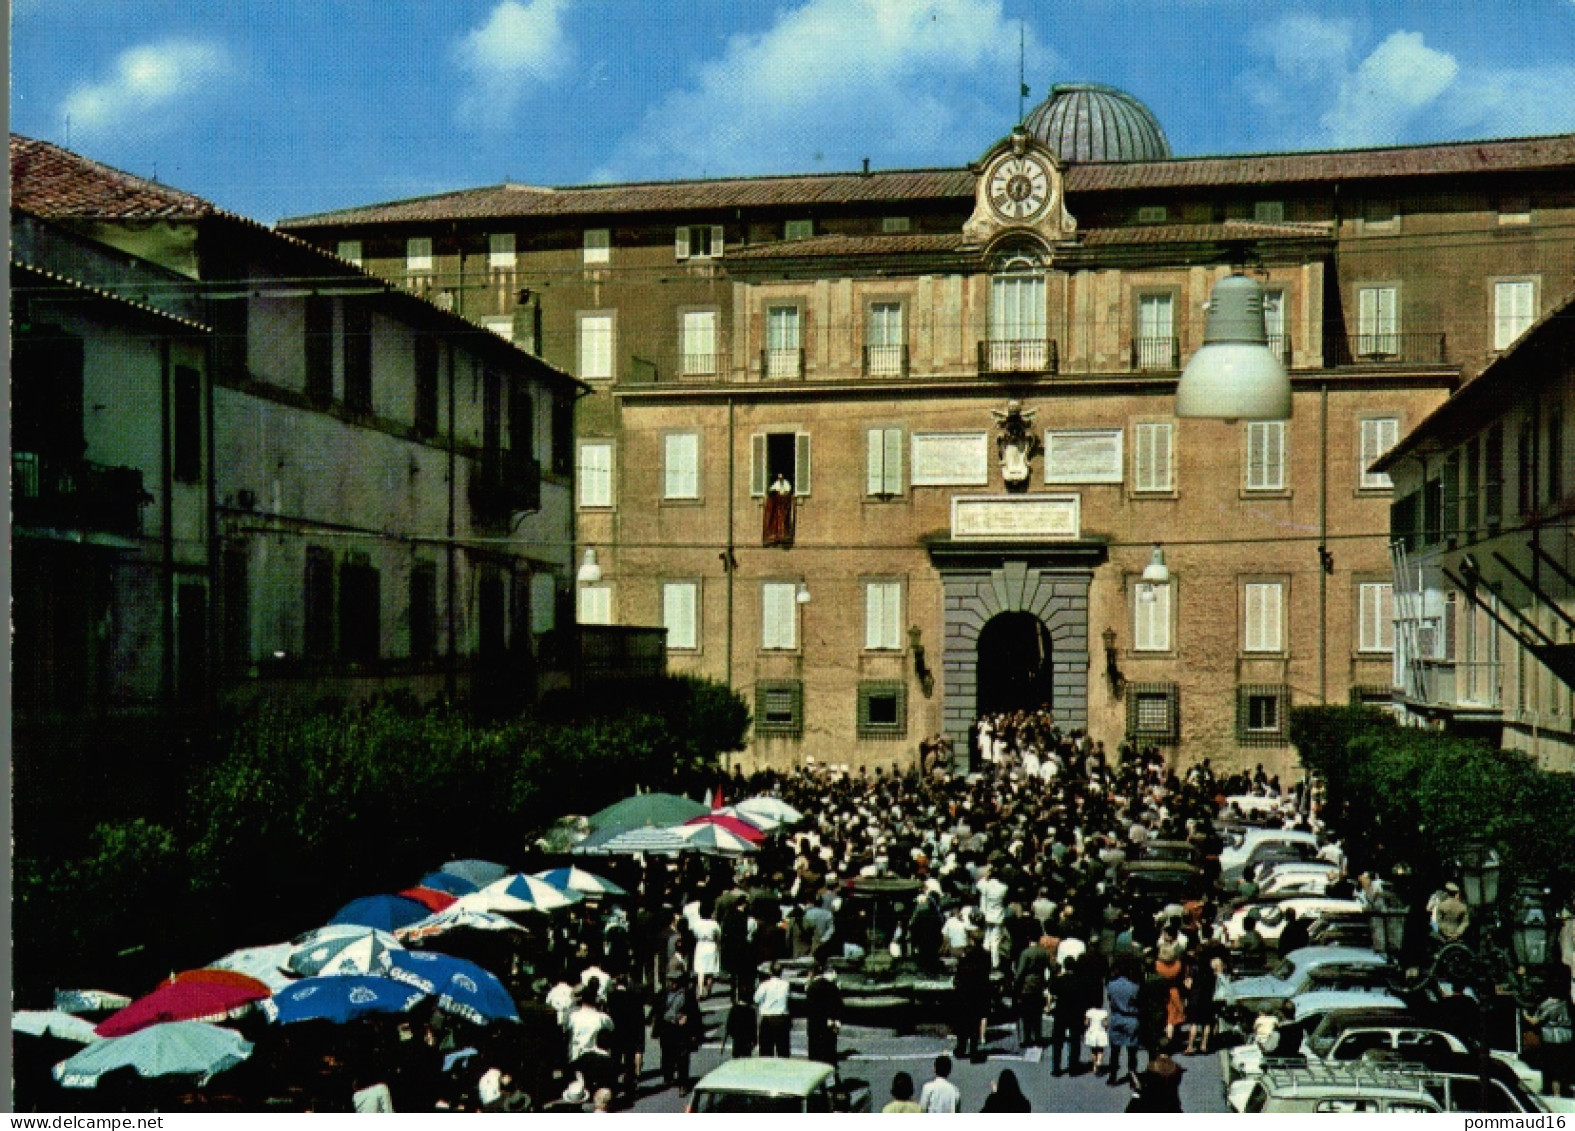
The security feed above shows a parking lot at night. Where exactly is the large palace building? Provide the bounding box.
[280,84,1575,774]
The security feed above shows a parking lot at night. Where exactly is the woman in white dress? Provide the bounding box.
[691,912,722,1000]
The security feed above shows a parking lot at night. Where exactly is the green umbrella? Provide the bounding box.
[53,1022,252,1088]
[587,791,708,832]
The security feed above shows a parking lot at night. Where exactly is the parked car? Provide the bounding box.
[1137,839,1202,867]
[687,1059,872,1113]
[1302,1009,1544,1093]
[1306,917,1379,949]
[1218,946,1397,1018]
[1220,828,1325,881]
[1118,859,1208,911]
[1231,1056,1552,1114]
[1260,867,1341,897]
[1221,897,1368,945]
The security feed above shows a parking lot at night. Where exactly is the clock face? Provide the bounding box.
[987,154,1053,222]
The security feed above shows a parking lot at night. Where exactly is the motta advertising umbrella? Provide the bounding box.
[673,823,759,856]
[684,814,767,843]
[53,1022,253,1089]
[286,925,403,978]
[439,859,510,887]
[329,894,434,933]
[395,907,526,943]
[261,976,429,1025]
[53,989,132,1015]
[13,1011,102,1043]
[532,866,629,897]
[587,792,709,832]
[457,873,584,914]
[95,980,269,1039]
[384,952,519,1025]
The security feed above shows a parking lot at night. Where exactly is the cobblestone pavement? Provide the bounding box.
[627,992,1229,1113]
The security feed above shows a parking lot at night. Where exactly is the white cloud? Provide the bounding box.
[594,0,1048,181]
[453,0,571,130]
[59,39,230,141]
[1318,31,1457,147]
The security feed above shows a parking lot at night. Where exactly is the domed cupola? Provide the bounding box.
[1022,83,1171,163]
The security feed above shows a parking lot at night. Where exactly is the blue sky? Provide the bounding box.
[12,0,1575,224]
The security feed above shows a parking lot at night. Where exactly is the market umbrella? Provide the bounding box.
[385,952,519,1025]
[54,989,133,1014]
[574,825,691,856]
[715,804,781,831]
[587,792,709,832]
[735,795,803,824]
[440,859,510,887]
[418,871,479,897]
[674,823,759,856]
[261,976,428,1025]
[395,907,525,943]
[685,814,767,843]
[398,887,458,914]
[53,1022,252,1089]
[287,925,402,977]
[96,981,269,1038]
[532,866,629,897]
[458,873,584,914]
[205,943,295,991]
[329,894,434,933]
[13,1011,102,1043]
[166,970,274,996]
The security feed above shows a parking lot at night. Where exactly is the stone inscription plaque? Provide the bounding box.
[912,432,990,486]
[951,494,1081,540]
[1045,429,1123,484]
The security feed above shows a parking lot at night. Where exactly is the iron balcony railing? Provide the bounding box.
[977,338,1058,375]
[1334,331,1449,366]
[1132,335,1181,371]
[12,452,153,536]
[762,347,805,380]
[679,351,723,378]
[863,344,909,378]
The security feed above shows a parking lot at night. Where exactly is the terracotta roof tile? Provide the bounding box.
[1079,220,1335,245]
[726,231,966,260]
[277,133,1575,230]
[11,134,223,220]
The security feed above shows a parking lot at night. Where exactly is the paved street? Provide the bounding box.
[628,993,1228,1113]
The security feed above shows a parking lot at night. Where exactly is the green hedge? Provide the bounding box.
[14,676,749,1001]
[1291,705,1575,900]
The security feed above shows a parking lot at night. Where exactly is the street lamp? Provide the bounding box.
[1511,886,1553,968]
[1458,844,1502,909]
[576,548,603,584]
[1175,273,1291,422]
[1370,899,1410,958]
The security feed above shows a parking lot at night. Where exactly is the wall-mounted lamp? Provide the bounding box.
[1318,546,1334,574]
[718,549,738,572]
[577,548,603,584]
[1102,626,1125,697]
[516,288,533,304]
[909,625,935,698]
[795,581,812,605]
[1142,546,1171,585]
[1175,271,1291,422]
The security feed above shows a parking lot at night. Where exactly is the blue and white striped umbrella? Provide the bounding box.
[287,925,403,977]
[418,871,479,897]
[395,907,526,942]
[456,873,583,914]
[532,866,628,897]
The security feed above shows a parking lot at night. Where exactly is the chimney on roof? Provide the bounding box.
[862,157,870,176]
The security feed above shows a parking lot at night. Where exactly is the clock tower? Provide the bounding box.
[962,128,1077,249]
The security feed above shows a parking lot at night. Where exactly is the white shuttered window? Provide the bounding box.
[1494,280,1536,350]
[488,232,515,270]
[406,237,433,273]
[1134,422,1174,492]
[762,583,798,650]
[578,442,613,508]
[1244,582,1284,653]
[579,314,613,380]
[583,228,610,264]
[864,581,902,650]
[1246,421,1287,491]
[681,310,717,374]
[578,585,611,625]
[664,433,700,500]
[1360,417,1399,490]
[1357,286,1399,355]
[1134,582,1171,652]
[866,427,903,496]
[1359,582,1394,653]
[663,582,698,650]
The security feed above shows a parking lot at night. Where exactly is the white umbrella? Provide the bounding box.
[457,873,583,914]
[13,1011,102,1043]
[205,942,296,991]
[736,796,803,824]
[532,866,629,897]
[674,823,759,855]
[53,1022,252,1089]
[287,925,403,977]
[54,989,132,1014]
[575,825,692,855]
[394,907,526,942]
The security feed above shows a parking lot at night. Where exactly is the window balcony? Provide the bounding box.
[468,453,540,522]
[1131,336,1180,371]
[680,351,722,378]
[863,344,909,378]
[1408,658,1502,713]
[762,347,805,380]
[1333,331,1448,366]
[12,452,153,536]
[977,338,1058,376]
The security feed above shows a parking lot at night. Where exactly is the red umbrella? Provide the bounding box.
[167,969,273,996]
[397,887,458,914]
[684,814,766,842]
[96,980,268,1038]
